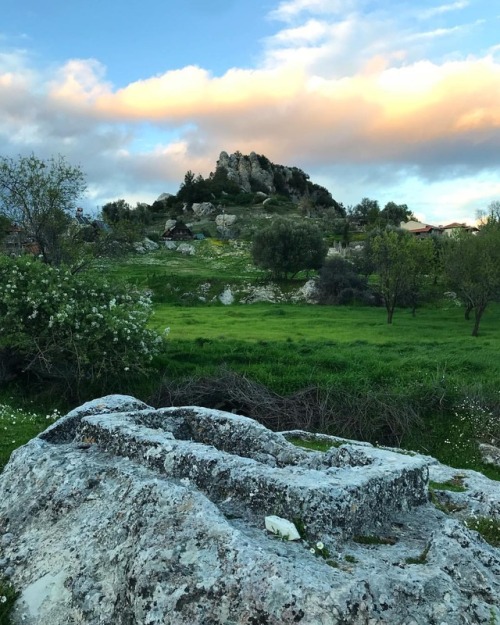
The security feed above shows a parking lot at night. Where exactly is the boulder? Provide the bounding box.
[479,442,500,468]
[192,202,215,218]
[164,218,177,231]
[215,213,237,227]
[177,243,195,255]
[0,395,499,624]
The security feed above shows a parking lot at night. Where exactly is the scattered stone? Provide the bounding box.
[218,287,234,305]
[177,243,195,255]
[479,442,500,468]
[133,237,159,254]
[265,516,301,541]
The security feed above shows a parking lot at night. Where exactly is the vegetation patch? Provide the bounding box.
[405,543,430,565]
[287,437,342,452]
[353,535,397,546]
[429,477,467,493]
[465,517,500,547]
[0,576,18,625]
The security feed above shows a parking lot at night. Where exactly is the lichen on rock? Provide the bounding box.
[0,395,499,624]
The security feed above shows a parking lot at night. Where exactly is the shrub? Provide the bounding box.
[251,218,327,280]
[316,257,372,305]
[0,256,163,396]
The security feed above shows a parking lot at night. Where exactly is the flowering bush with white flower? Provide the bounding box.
[0,256,163,391]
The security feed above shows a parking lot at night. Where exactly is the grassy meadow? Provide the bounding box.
[1,241,500,479]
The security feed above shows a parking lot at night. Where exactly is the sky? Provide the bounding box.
[1,0,499,225]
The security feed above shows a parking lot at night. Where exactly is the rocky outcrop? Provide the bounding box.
[192,202,215,218]
[0,395,499,624]
[216,151,342,211]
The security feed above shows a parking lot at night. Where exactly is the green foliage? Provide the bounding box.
[0,256,162,397]
[351,197,380,227]
[465,516,500,547]
[251,218,327,279]
[371,230,433,322]
[443,227,500,336]
[0,400,60,470]
[0,153,86,266]
[429,479,466,493]
[288,438,341,452]
[316,256,372,305]
[379,202,413,227]
[0,576,18,625]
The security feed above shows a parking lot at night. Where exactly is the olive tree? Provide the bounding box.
[370,230,433,323]
[443,227,500,336]
[251,218,327,280]
[0,154,86,266]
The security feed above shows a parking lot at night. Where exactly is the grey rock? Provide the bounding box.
[0,396,499,624]
[133,238,159,254]
[192,202,215,218]
[479,442,500,468]
[164,218,177,231]
[177,243,195,255]
[215,213,237,226]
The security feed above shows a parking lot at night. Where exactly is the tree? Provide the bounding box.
[379,202,414,227]
[370,230,433,323]
[0,154,86,265]
[443,228,500,336]
[352,197,380,228]
[251,218,327,280]
[316,256,371,305]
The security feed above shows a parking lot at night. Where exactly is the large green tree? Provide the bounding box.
[443,227,500,336]
[351,197,380,228]
[379,202,414,227]
[371,230,433,323]
[0,154,86,266]
[251,218,327,280]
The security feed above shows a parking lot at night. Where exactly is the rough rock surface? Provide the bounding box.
[479,443,500,469]
[216,150,342,211]
[192,202,215,218]
[133,237,159,254]
[1,395,499,625]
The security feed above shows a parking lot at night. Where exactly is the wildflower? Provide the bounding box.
[316,541,324,550]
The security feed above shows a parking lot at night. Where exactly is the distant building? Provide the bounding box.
[441,222,478,237]
[161,222,194,241]
[400,220,444,237]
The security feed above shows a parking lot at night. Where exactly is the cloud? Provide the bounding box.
[268,0,346,23]
[420,1,469,19]
[0,0,499,220]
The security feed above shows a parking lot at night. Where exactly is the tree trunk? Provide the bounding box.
[386,306,394,324]
[464,302,473,320]
[472,304,486,337]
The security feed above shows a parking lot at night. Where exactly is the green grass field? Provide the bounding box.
[2,244,500,479]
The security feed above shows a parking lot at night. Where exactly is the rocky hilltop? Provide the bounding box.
[216,150,342,209]
[0,395,499,624]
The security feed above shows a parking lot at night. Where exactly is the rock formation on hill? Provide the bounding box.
[216,150,343,211]
[0,395,499,624]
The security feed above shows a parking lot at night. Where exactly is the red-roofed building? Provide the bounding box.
[441,222,479,237]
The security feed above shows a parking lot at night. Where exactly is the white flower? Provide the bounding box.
[310,548,315,554]
[316,541,324,550]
